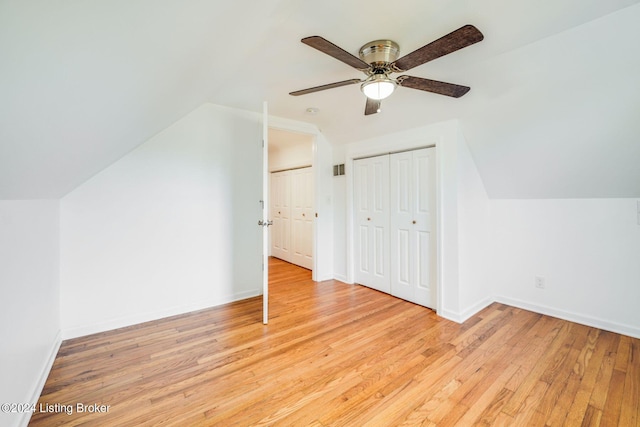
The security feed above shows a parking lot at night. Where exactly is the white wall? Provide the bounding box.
[455,129,492,318]
[0,200,61,427]
[268,134,313,172]
[60,103,263,338]
[313,132,334,281]
[332,144,347,282]
[491,199,640,338]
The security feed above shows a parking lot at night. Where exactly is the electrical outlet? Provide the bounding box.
[535,276,545,289]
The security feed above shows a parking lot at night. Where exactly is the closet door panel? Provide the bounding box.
[301,168,314,267]
[374,225,386,277]
[413,148,436,308]
[390,151,415,302]
[271,167,313,270]
[390,148,436,308]
[417,230,431,288]
[354,155,390,294]
[413,148,436,307]
[396,229,411,285]
[291,167,313,270]
[358,225,370,273]
[271,171,291,262]
[354,148,434,305]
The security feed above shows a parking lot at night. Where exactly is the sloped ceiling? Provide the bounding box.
[1,0,639,199]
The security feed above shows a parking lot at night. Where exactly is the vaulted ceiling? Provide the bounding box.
[2,0,639,199]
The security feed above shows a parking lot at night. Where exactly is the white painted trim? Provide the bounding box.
[434,144,443,317]
[439,296,494,323]
[268,115,320,136]
[438,308,466,324]
[495,295,640,339]
[314,272,334,282]
[345,157,355,285]
[433,294,640,339]
[333,273,349,283]
[269,163,313,173]
[19,330,62,427]
[263,101,270,325]
[311,137,318,282]
[460,297,495,322]
[62,290,261,339]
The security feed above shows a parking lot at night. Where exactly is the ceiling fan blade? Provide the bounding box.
[289,79,362,96]
[364,98,381,115]
[392,25,483,72]
[302,36,370,70]
[398,76,470,98]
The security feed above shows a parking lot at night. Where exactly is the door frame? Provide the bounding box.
[345,139,443,315]
[267,117,324,282]
[262,103,269,324]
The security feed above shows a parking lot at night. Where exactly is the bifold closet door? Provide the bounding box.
[389,148,436,308]
[291,167,314,270]
[353,155,390,294]
[270,167,313,270]
[270,170,291,261]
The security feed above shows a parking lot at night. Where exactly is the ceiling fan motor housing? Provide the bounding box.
[359,40,400,70]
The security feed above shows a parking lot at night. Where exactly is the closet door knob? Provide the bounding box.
[412,220,416,224]
[367,217,371,221]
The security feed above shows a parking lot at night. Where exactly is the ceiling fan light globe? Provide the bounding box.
[361,79,396,100]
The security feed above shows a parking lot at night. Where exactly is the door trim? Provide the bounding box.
[262,102,269,324]
[352,144,436,161]
[271,164,312,173]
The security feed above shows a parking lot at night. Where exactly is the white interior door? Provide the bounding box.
[353,155,390,293]
[291,167,314,269]
[270,170,291,261]
[390,148,436,308]
[261,102,269,324]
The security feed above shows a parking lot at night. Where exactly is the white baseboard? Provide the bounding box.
[494,295,640,339]
[62,290,261,340]
[333,273,349,283]
[439,295,640,339]
[314,273,334,282]
[459,297,495,322]
[437,308,463,323]
[19,330,62,427]
[438,296,494,324]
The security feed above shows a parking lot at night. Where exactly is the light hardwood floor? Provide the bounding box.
[31,258,639,426]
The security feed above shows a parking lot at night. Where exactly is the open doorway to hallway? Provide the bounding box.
[268,128,315,272]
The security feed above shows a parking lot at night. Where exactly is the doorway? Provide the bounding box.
[268,128,315,272]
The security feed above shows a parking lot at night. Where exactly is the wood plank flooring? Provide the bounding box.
[31,258,639,426]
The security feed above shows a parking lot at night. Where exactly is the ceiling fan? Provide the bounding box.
[289,25,484,115]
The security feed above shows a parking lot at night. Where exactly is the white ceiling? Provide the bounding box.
[269,128,313,154]
[1,0,639,199]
